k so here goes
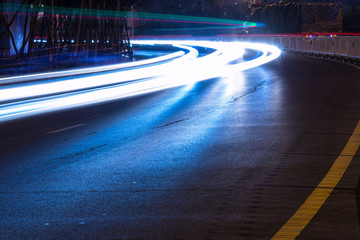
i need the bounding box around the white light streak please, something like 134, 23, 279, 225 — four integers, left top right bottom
0, 40, 281, 123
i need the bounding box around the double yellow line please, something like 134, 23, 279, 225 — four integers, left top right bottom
272, 121, 360, 239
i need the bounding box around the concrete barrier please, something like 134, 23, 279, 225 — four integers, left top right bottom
235, 35, 360, 64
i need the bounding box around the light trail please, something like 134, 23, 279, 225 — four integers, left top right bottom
0, 49, 187, 85
0, 40, 281, 123
0, 43, 198, 102
2, 3, 259, 27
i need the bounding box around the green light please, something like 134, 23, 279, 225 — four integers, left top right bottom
2, 3, 259, 27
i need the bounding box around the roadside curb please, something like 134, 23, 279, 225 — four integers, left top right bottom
284, 50, 360, 71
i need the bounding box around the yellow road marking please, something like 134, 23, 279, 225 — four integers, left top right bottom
272, 121, 360, 239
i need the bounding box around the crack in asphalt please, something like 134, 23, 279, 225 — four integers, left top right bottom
156, 118, 190, 128
228, 80, 267, 104
2, 144, 109, 190
58, 144, 107, 160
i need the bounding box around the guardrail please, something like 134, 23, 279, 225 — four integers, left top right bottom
229, 35, 360, 65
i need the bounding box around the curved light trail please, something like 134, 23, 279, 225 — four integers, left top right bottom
0, 40, 281, 123
0, 49, 187, 85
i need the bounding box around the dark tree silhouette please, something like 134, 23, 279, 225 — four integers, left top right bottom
0, 0, 135, 60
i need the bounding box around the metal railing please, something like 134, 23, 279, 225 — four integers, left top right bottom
227, 35, 360, 64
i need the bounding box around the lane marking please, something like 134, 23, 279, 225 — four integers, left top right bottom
272, 120, 360, 239
88, 114, 103, 119
47, 123, 87, 134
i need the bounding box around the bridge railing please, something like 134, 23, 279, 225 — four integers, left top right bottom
230, 35, 360, 64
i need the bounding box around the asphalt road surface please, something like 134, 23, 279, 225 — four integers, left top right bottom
1, 54, 360, 239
